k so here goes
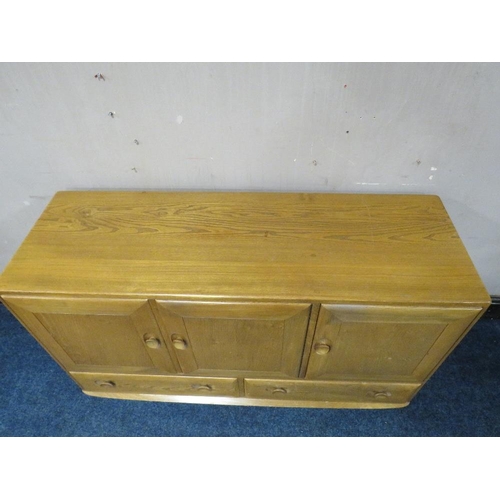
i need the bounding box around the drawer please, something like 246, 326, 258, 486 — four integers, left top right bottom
71, 372, 240, 397
245, 378, 420, 405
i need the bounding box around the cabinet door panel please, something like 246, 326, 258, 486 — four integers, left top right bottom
3, 296, 175, 372
154, 301, 311, 377
306, 304, 481, 382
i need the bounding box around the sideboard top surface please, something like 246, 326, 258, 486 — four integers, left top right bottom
0, 191, 490, 306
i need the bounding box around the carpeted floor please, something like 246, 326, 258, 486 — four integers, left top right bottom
1, 301, 499, 436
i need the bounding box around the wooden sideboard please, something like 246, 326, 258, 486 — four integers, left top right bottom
0, 191, 490, 408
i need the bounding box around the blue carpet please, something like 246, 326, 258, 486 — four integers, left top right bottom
1, 301, 499, 436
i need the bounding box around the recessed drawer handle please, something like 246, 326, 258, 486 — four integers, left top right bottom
171, 334, 188, 350
314, 342, 331, 355
192, 384, 213, 392
373, 391, 391, 399
144, 335, 161, 349
94, 380, 116, 388
272, 387, 288, 395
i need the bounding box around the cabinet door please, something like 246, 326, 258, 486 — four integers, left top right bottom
153, 301, 311, 377
3, 296, 175, 373
306, 304, 481, 382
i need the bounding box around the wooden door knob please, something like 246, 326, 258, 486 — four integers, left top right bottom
171, 335, 188, 350
314, 342, 331, 355
94, 380, 116, 388
272, 387, 288, 395
144, 335, 161, 349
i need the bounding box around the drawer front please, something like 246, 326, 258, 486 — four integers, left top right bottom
72, 372, 239, 397
245, 378, 420, 404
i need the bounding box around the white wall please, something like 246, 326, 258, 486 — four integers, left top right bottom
1, 62, 499, 294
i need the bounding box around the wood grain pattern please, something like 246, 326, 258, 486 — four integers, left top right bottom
4, 296, 176, 372
305, 304, 481, 382
72, 372, 240, 397
244, 378, 421, 405
0, 191, 491, 409
0, 191, 491, 306
72, 372, 414, 408
153, 301, 311, 377
79, 390, 410, 409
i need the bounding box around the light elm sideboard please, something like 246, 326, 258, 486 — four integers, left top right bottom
0, 191, 490, 408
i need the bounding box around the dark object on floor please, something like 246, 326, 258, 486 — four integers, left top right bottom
484, 295, 500, 320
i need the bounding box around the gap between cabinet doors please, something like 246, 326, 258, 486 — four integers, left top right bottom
146, 299, 321, 379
